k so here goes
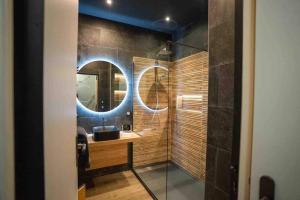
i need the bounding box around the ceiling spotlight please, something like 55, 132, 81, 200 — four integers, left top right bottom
106, 0, 112, 5
165, 16, 170, 22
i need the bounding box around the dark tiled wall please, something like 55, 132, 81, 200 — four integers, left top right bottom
77, 14, 171, 132
173, 19, 208, 60
205, 0, 237, 199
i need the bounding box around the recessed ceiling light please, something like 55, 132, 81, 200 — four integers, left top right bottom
106, 0, 112, 5
165, 16, 170, 22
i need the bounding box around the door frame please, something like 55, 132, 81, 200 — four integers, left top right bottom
13, 0, 79, 199
238, 0, 256, 199
0, 0, 15, 199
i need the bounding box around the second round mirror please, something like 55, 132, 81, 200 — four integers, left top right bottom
138, 66, 168, 111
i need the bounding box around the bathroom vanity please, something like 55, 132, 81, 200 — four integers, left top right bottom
87, 132, 140, 170
76, 59, 136, 170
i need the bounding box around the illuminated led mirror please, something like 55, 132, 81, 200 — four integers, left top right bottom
77, 60, 128, 113
137, 66, 168, 111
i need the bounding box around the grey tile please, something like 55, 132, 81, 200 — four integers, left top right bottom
208, 64, 235, 108
78, 45, 119, 64
209, 0, 235, 29
205, 183, 230, 200
77, 117, 98, 133
215, 149, 231, 193
209, 22, 234, 66
78, 24, 101, 47
207, 107, 233, 151
205, 144, 217, 184
204, 183, 215, 200
214, 187, 230, 200
135, 163, 205, 200
217, 64, 234, 108
208, 66, 218, 107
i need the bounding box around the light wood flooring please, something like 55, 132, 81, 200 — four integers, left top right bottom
86, 171, 153, 200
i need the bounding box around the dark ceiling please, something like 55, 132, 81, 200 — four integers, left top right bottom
79, 0, 208, 34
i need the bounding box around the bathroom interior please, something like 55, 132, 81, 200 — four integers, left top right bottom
4, 0, 300, 199
76, 0, 217, 200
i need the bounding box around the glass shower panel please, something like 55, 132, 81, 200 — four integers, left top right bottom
132, 42, 208, 200
167, 43, 208, 200
132, 55, 171, 200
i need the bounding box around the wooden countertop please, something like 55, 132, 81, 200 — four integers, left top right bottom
88, 131, 141, 147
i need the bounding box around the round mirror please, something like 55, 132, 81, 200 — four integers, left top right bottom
76, 60, 128, 112
137, 66, 168, 111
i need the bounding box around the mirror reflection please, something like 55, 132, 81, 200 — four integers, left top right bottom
76, 60, 127, 112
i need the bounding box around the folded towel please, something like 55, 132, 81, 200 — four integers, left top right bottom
77, 126, 90, 169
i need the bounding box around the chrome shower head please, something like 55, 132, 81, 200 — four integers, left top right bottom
158, 47, 172, 56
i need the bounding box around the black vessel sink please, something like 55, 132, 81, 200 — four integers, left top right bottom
92, 126, 120, 141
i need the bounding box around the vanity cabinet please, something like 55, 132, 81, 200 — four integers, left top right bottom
87, 132, 140, 170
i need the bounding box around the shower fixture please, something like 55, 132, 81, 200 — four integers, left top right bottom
154, 43, 173, 65
154, 40, 205, 64
157, 47, 172, 56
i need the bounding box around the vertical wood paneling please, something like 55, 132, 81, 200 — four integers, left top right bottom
170, 52, 208, 180
132, 52, 208, 180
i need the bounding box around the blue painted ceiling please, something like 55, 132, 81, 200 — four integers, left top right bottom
79, 0, 208, 34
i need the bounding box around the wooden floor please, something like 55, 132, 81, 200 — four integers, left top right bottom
86, 171, 153, 200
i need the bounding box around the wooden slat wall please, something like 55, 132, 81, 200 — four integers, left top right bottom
132, 57, 171, 167
132, 52, 208, 181
170, 52, 208, 180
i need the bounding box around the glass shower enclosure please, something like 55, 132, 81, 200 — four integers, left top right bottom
132, 41, 209, 200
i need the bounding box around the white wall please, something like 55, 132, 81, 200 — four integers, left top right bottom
43, 0, 78, 199
251, 0, 300, 199
0, 0, 14, 199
